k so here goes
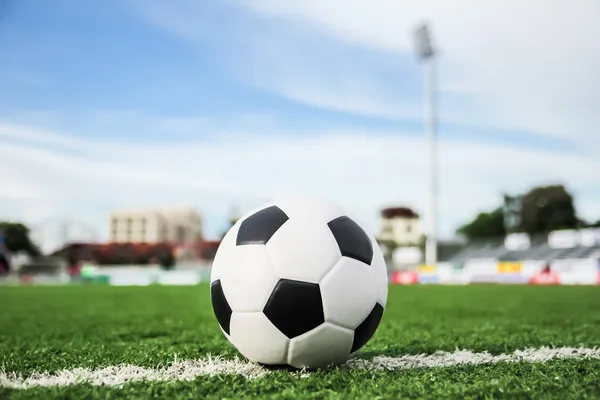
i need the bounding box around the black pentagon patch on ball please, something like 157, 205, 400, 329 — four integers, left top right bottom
351, 302, 384, 353
236, 206, 289, 246
263, 279, 325, 339
327, 216, 373, 265
210, 280, 232, 335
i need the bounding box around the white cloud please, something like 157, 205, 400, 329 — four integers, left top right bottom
132, 1, 600, 140
136, 1, 427, 122
5, 110, 213, 140
3, 1, 599, 252
1, 122, 599, 253
226, 0, 600, 147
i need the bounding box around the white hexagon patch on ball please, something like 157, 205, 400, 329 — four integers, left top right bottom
210, 198, 388, 370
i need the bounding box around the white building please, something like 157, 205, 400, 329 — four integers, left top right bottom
376, 207, 422, 246
109, 207, 203, 244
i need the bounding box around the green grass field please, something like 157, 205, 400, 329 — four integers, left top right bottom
1, 284, 600, 399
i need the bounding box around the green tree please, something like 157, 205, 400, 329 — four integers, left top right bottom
0, 222, 41, 257
456, 208, 506, 241
457, 184, 582, 241
519, 184, 578, 234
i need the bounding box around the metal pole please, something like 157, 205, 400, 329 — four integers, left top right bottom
424, 39, 438, 268
413, 23, 438, 268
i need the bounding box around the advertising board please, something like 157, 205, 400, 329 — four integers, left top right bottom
417, 274, 440, 284
109, 274, 154, 286
156, 270, 201, 286
496, 262, 522, 274
529, 271, 560, 285
390, 271, 418, 285
417, 264, 437, 274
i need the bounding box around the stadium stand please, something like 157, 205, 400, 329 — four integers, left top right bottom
447, 229, 600, 264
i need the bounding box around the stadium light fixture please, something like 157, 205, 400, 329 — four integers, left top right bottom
413, 22, 438, 268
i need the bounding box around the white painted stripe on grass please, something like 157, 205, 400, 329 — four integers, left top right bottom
1, 347, 599, 389
346, 346, 600, 371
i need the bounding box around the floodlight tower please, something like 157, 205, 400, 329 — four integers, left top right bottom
413, 23, 438, 268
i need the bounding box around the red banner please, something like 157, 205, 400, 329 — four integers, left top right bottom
391, 271, 419, 285
529, 271, 560, 285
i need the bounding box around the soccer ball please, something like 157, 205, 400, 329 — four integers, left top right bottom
210, 198, 388, 369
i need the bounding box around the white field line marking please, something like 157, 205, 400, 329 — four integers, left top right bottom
1, 347, 599, 389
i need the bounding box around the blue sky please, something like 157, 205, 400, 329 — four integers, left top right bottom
1, 0, 599, 252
